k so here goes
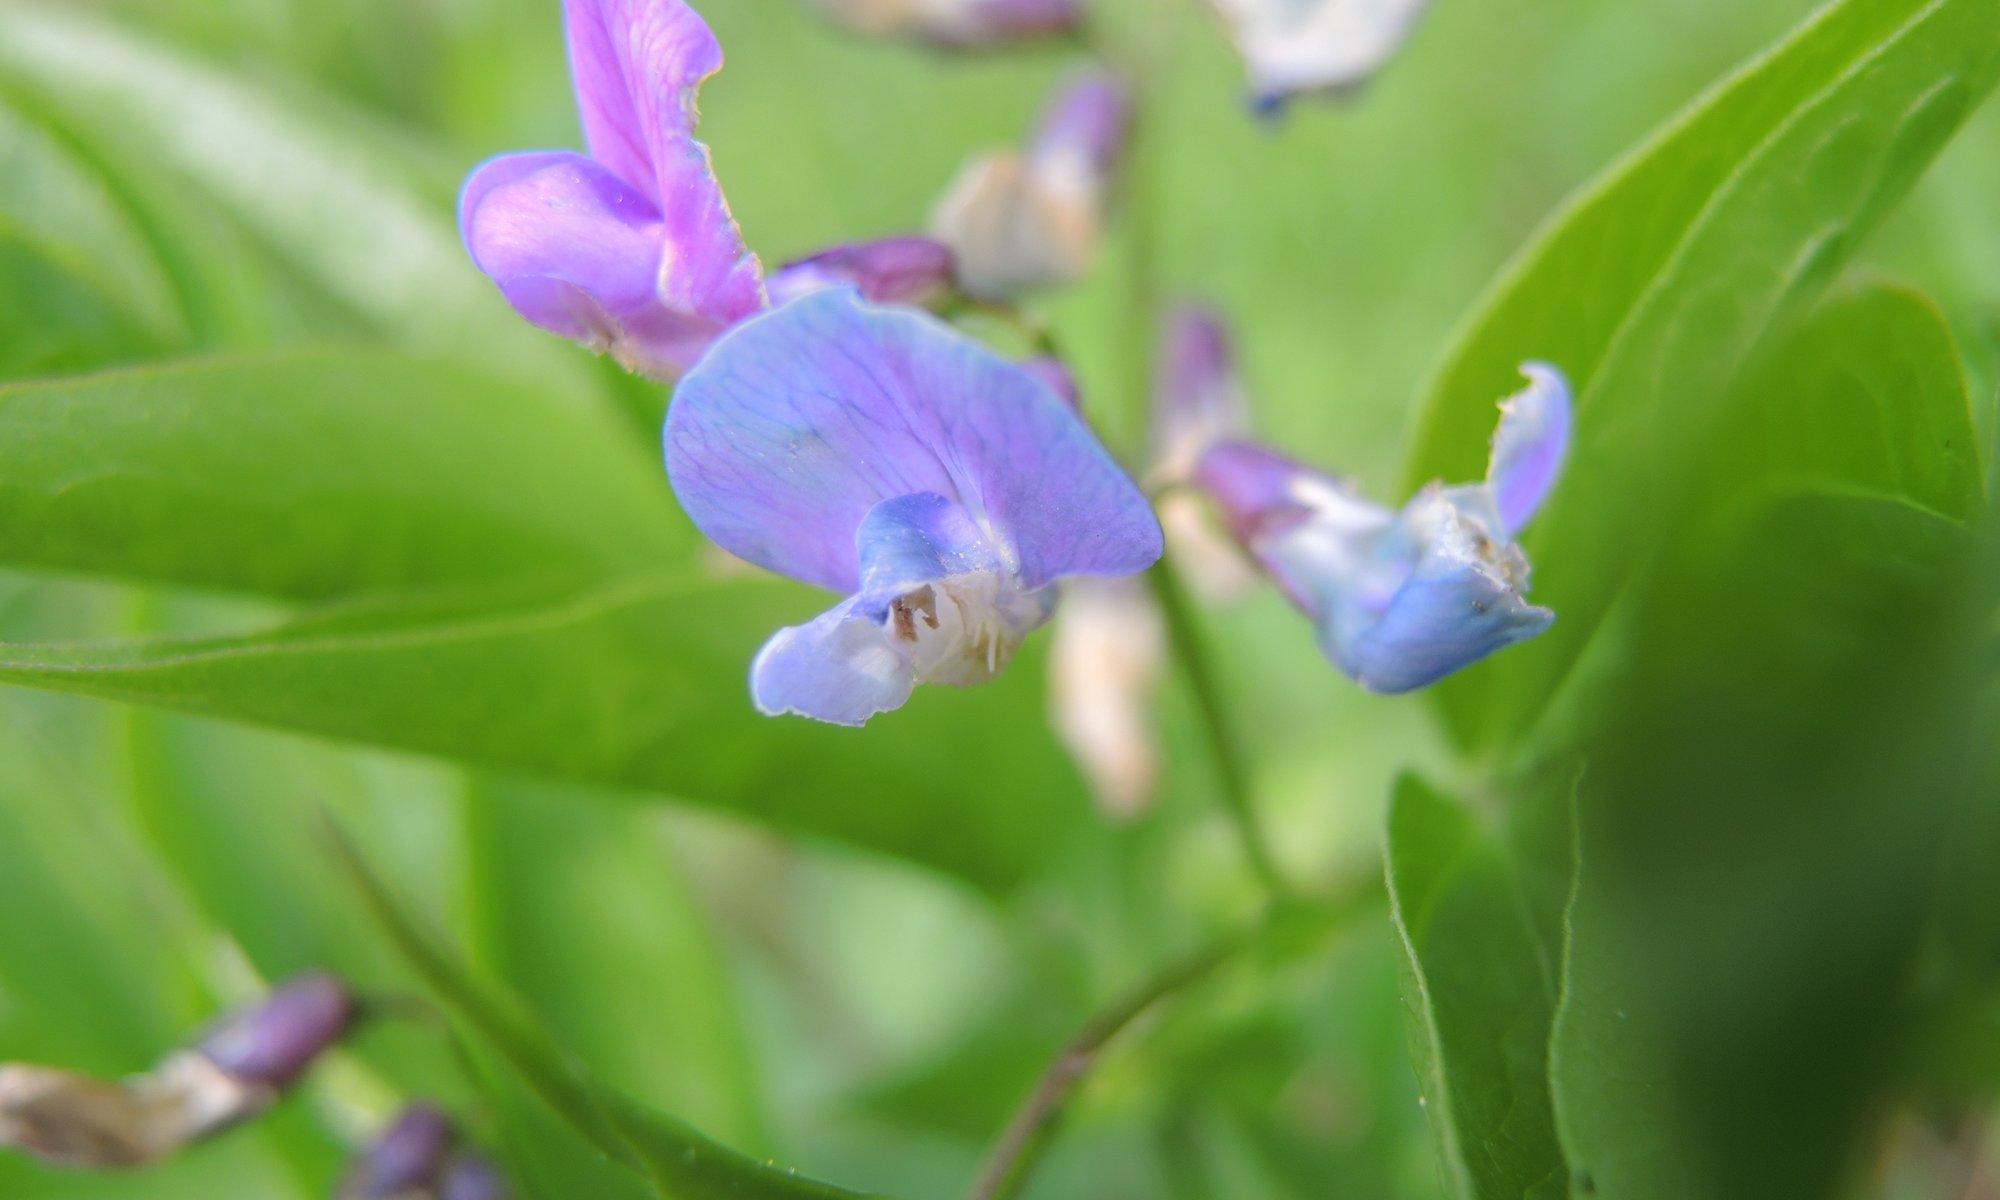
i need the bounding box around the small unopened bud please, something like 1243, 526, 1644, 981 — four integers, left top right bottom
198, 972, 356, 1089
933, 72, 1132, 299
766, 237, 959, 310
340, 1104, 456, 1199
1148, 306, 1258, 603
1018, 357, 1081, 411
1050, 575, 1166, 820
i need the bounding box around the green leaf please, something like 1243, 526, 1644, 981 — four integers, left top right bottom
331, 828, 885, 1200
0, 352, 684, 599
0, 573, 1094, 891
1386, 775, 1571, 1200
1403, 0, 2000, 750
0, 220, 160, 377
0, 5, 588, 390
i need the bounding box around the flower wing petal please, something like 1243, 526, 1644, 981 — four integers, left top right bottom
854, 493, 1001, 616
665, 288, 1160, 594
750, 596, 915, 726
1486, 361, 1572, 537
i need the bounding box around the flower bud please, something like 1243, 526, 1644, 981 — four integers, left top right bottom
197, 972, 356, 1090
932, 72, 1132, 299
0, 1064, 160, 1169
766, 237, 959, 310
339, 1104, 457, 1199
1147, 305, 1259, 603
439, 1152, 512, 1200
1208, 0, 1432, 113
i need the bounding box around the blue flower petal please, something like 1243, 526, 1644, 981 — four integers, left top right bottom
1487, 361, 1571, 537
665, 288, 1161, 595
750, 597, 915, 726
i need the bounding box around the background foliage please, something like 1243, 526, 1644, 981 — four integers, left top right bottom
0, 0, 1995, 1196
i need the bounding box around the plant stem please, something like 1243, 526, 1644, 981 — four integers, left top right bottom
961, 925, 1255, 1200
1147, 561, 1289, 896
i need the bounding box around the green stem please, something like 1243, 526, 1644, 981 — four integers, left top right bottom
1147, 561, 1289, 896
961, 924, 1255, 1200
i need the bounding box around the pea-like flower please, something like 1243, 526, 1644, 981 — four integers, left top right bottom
338, 1104, 509, 1200
1195, 363, 1570, 692
931, 71, 1132, 299
459, 0, 762, 378
665, 288, 1162, 725
1208, 0, 1432, 113
808, 0, 1081, 48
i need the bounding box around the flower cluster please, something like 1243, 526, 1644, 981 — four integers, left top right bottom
460, 0, 1568, 753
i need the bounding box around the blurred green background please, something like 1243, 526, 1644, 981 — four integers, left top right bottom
0, 0, 1995, 1196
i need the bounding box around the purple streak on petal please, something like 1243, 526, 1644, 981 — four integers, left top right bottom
1031, 71, 1132, 176
766, 237, 957, 309
562, 0, 722, 205
1486, 361, 1571, 537
854, 493, 1000, 616
666, 288, 1161, 595
345, 1105, 455, 1199
1018, 357, 1081, 412
440, 1153, 511, 1200
750, 597, 915, 725
195, 973, 354, 1090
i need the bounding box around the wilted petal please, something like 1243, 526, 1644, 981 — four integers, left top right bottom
666, 288, 1160, 594
752, 597, 918, 725
563, 0, 724, 203
0, 1065, 159, 1169
933, 72, 1130, 298
1195, 359, 1567, 692
808, 0, 1080, 47
1487, 361, 1571, 536
1209, 0, 1432, 111
1050, 575, 1164, 819
766, 237, 958, 308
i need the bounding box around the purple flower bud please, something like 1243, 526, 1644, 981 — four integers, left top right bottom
1018, 357, 1081, 411
959, 0, 1081, 43
1031, 72, 1133, 178
440, 1152, 512, 1200
196, 973, 355, 1090
1150, 305, 1246, 484
933, 71, 1131, 298
766, 238, 958, 310
340, 1104, 456, 1199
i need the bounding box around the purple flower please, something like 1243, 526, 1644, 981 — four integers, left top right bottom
459, 0, 762, 378
932, 71, 1132, 299
340, 1105, 457, 1199
665, 288, 1162, 725
1208, 0, 1432, 113
766, 236, 959, 310
809, 0, 1081, 48
1195, 363, 1571, 692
